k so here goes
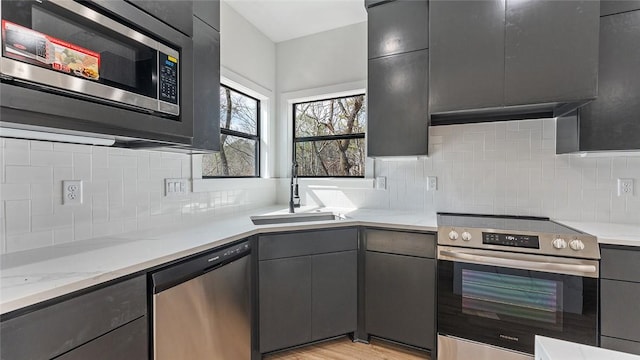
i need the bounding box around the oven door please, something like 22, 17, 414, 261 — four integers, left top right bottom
437, 246, 599, 355
1, 0, 179, 116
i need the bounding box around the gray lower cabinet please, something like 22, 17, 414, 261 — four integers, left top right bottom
600, 246, 640, 355
558, 9, 640, 152
367, 0, 428, 59
54, 317, 148, 360
258, 229, 358, 354
367, 50, 429, 157
0, 275, 147, 360
364, 229, 436, 350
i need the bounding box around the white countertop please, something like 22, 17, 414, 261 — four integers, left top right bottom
535, 336, 640, 360
0, 206, 437, 315
556, 220, 640, 247
2, 205, 639, 316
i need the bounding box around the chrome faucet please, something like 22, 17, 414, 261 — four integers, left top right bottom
289, 161, 301, 213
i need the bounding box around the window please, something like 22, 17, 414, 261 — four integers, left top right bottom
202, 85, 260, 177
293, 94, 366, 177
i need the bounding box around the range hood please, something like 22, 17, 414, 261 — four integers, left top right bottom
430, 101, 592, 126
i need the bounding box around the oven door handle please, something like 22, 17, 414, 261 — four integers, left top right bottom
439, 250, 598, 277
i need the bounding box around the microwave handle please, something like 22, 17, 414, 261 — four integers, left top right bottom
439, 250, 598, 277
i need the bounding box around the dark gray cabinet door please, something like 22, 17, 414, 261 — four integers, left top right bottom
601, 0, 640, 16
259, 228, 358, 261
0, 276, 146, 360
601, 336, 640, 356
311, 251, 358, 341
578, 10, 640, 151
504, 0, 599, 106
192, 17, 220, 151
365, 252, 435, 349
54, 317, 147, 360
429, 0, 505, 114
126, 0, 193, 36
259, 256, 312, 353
367, 0, 428, 59
601, 246, 640, 282
601, 279, 640, 342
194, 0, 220, 31
367, 49, 428, 157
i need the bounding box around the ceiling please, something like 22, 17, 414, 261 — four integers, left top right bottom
225, 0, 368, 43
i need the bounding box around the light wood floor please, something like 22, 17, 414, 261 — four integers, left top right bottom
264, 337, 431, 360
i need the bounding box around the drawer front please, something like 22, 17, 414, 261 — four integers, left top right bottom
0, 276, 146, 360
601, 247, 640, 282
365, 228, 435, 258
54, 317, 148, 360
601, 336, 640, 356
259, 228, 358, 260
601, 279, 640, 342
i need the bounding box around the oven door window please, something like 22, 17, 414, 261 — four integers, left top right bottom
2, 0, 166, 110
438, 260, 598, 354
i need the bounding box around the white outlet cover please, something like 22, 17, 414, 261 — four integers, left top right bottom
427, 176, 438, 191
618, 178, 634, 197
63, 180, 83, 205
165, 178, 189, 196
375, 176, 387, 190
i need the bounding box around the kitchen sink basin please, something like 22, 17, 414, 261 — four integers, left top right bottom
250, 212, 345, 225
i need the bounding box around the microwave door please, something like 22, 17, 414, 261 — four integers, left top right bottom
1, 0, 179, 117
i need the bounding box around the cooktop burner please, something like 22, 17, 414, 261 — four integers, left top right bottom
436, 213, 599, 259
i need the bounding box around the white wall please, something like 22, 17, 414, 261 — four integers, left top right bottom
275, 22, 367, 178
0, 1, 280, 254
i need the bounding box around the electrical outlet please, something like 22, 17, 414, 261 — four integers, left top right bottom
618, 178, 634, 197
63, 180, 83, 205
165, 178, 188, 197
427, 176, 438, 191
375, 176, 387, 190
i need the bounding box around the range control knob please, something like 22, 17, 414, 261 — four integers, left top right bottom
569, 240, 585, 251
448, 230, 459, 241
552, 238, 567, 249
461, 232, 472, 241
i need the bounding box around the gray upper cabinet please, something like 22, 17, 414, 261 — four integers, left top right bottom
367, 50, 429, 156
367, 0, 428, 59
429, 0, 505, 114
126, 0, 194, 36
558, 9, 640, 152
194, 0, 220, 31
601, 0, 640, 16
504, 0, 600, 106
366, 0, 429, 157
191, 17, 221, 152
429, 0, 600, 124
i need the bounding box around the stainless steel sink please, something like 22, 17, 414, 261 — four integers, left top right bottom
250, 212, 345, 225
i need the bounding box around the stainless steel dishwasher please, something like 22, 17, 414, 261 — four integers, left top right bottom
152, 241, 251, 360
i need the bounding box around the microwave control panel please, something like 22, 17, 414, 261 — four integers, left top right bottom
159, 52, 178, 105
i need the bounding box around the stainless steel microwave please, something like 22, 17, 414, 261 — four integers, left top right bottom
0, 0, 194, 145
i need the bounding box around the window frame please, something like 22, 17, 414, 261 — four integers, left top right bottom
292, 93, 366, 178
203, 84, 261, 179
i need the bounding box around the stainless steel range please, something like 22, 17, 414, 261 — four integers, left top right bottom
436, 213, 600, 360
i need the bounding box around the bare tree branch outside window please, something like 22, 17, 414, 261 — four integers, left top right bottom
202, 85, 260, 177
294, 94, 366, 177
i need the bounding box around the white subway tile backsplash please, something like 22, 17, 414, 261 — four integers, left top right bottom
6, 166, 53, 184
0, 183, 30, 201
5, 200, 30, 235
31, 151, 73, 167
6, 230, 53, 252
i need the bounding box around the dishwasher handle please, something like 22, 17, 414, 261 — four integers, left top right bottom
152, 241, 251, 294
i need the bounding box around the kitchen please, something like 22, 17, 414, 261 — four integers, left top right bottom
0, 0, 639, 359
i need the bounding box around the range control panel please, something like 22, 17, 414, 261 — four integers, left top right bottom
483, 232, 540, 249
